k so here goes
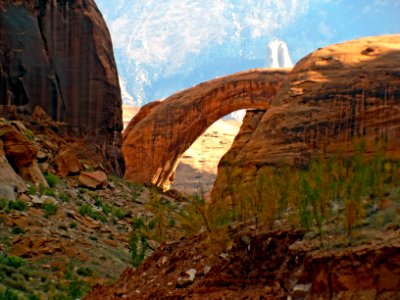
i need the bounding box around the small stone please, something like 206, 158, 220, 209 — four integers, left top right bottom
36, 151, 48, 160
18, 194, 31, 202
41, 196, 57, 204
292, 283, 312, 298
204, 265, 211, 274
220, 253, 229, 260
186, 268, 197, 281
31, 196, 45, 205
10, 121, 27, 132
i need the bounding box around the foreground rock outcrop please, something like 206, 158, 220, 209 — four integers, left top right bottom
123, 69, 288, 188
212, 35, 400, 201
0, 0, 123, 173
86, 227, 400, 299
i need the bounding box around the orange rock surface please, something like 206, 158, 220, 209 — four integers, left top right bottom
123, 69, 289, 189
212, 35, 400, 201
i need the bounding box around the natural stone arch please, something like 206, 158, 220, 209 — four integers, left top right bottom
122, 69, 289, 189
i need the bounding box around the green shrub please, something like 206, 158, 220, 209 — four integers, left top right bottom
0, 288, 19, 300
0, 198, 8, 211
27, 185, 36, 196
78, 204, 107, 223
43, 188, 56, 197
129, 220, 149, 267
76, 267, 93, 277
11, 226, 25, 235
42, 201, 58, 218
69, 221, 77, 229
44, 173, 58, 188
8, 200, 27, 211
67, 280, 88, 299
113, 207, 129, 220
0, 255, 26, 268
147, 219, 157, 230
59, 192, 69, 203
23, 129, 35, 141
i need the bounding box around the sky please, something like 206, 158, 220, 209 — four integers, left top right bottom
96, 0, 400, 106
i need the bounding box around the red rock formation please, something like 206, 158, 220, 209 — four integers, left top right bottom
85, 228, 400, 299
0, 123, 47, 187
123, 69, 289, 188
0, 0, 123, 174
212, 35, 400, 201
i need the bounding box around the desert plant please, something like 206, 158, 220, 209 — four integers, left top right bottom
78, 204, 107, 223
0, 255, 26, 268
44, 173, 59, 188
59, 192, 69, 203
8, 200, 27, 211
23, 129, 35, 141
42, 201, 58, 218
129, 218, 149, 267
26, 185, 36, 196
69, 221, 77, 229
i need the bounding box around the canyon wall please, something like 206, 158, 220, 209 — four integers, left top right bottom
0, 0, 123, 173
212, 35, 400, 201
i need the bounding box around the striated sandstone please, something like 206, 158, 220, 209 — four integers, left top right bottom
123, 69, 289, 189
0, 0, 123, 174
0, 123, 47, 187
212, 35, 400, 201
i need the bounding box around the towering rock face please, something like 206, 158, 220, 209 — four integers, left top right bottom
212, 35, 400, 201
0, 0, 123, 173
123, 69, 289, 188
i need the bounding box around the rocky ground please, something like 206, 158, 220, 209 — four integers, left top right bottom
0, 108, 186, 299
0, 108, 399, 299
87, 225, 400, 299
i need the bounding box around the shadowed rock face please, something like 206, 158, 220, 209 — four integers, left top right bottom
122, 69, 288, 188
212, 35, 400, 201
0, 0, 123, 174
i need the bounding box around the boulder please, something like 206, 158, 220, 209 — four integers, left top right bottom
79, 171, 108, 189
0, 124, 47, 187
0, 140, 26, 193
55, 147, 81, 177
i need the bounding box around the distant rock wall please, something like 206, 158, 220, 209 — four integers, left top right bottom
0, 0, 123, 174
212, 35, 400, 201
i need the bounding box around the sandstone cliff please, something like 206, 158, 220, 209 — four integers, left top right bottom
123, 69, 288, 188
212, 35, 400, 201
0, 0, 123, 173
